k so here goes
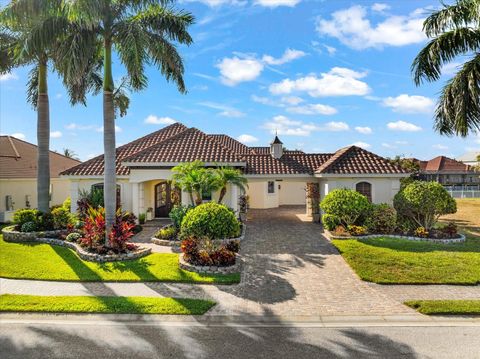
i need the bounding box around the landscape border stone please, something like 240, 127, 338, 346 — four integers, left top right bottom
327, 232, 466, 244
179, 253, 242, 274
2, 227, 152, 262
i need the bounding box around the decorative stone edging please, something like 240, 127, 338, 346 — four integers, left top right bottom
151, 223, 246, 247
327, 232, 466, 244
2, 227, 67, 242
2, 227, 152, 262
179, 254, 242, 274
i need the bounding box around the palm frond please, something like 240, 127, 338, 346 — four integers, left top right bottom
113, 78, 130, 117
434, 53, 480, 137
411, 27, 480, 85
26, 65, 39, 108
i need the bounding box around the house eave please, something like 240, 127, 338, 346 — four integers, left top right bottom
122, 161, 247, 168
314, 173, 410, 178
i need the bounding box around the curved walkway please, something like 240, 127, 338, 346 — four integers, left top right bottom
2, 206, 478, 317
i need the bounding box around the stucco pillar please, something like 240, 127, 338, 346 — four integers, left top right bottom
181, 190, 192, 206
230, 184, 239, 214
70, 181, 79, 214
139, 182, 145, 214
131, 182, 139, 219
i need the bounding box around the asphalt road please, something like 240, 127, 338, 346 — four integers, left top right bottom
1, 320, 479, 359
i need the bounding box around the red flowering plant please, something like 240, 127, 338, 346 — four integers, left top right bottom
180, 236, 236, 267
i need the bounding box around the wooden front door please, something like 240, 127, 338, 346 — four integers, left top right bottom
154, 181, 181, 217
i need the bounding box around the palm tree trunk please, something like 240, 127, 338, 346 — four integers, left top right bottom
218, 186, 227, 204
194, 192, 202, 206
37, 59, 50, 213
103, 39, 116, 246
188, 191, 194, 206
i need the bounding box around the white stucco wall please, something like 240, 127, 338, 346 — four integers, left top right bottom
279, 180, 307, 205
246, 177, 310, 209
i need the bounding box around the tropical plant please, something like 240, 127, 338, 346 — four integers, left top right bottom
393, 181, 457, 230
320, 189, 372, 227
64, 0, 194, 245
364, 203, 397, 234
412, 0, 480, 137
20, 221, 37, 233
51, 206, 75, 229
347, 225, 368, 236
213, 166, 248, 204
0, 0, 101, 213
13, 209, 39, 227
155, 226, 176, 240
63, 148, 79, 160
169, 205, 193, 229
180, 202, 241, 239
321, 213, 341, 231
172, 161, 220, 205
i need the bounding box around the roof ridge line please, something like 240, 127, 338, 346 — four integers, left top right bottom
315, 146, 353, 173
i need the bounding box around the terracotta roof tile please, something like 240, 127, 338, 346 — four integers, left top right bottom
420, 156, 475, 173
208, 135, 254, 155
0, 136, 81, 179
315, 146, 408, 174
245, 154, 331, 175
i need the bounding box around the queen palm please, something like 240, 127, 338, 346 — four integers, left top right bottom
412, 0, 480, 137
214, 166, 248, 204
65, 0, 194, 244
0, 0, 82, 213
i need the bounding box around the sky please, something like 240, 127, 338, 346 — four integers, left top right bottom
1, 0, 480, 162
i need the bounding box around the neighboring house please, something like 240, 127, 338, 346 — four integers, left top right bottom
0, 136, 81, 222
61, 123, 409, 218
457, 151, 480, 167
416, 156, 479, 188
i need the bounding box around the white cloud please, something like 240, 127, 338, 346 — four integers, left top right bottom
2, 132, 26, 140
281, 96, 304, 105
96, 125, 122, 133
50, 131, 62, 138
251, 95, 303, 107
372, 3, 390, 12
198, 102, 245, 117
316, 5, 426, 50
237, 134, 259, 144
262, 48, 306, 65
355, 126, 372, 134
65, 123, 96, 130
433, 144, 448, 150
286, 103, 337, 115
254, 0, 301, 7
262, 115, 320, 136
324, 45, 337, 55
144, 115, 177, 125
442, 62, 462, 76
184, 0, 245, 7
395, 140, 409, 145
383, 94, 434, 114
387, 120, 422, 132
216, 57, 264, 86
269, 67, 370, 97
351, 141, 371, 149
382, 142, 396, 149
0, 72, 18, 81
321, 121, 349, 131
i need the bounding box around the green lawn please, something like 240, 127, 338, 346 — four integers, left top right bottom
405, 300, 480, 315
0, 294, 215, 315
0, 237, 239, 284
332, 236, 480, 284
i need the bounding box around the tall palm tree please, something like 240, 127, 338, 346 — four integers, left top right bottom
0, 0, 71, 213
412, 0, 480, 137
214, 166, 248, 204
63, 148, 79, 160
65, 0, 194, 245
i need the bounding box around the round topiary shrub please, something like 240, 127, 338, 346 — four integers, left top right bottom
365, 203, 397, 234
66, 232, 82, 242
13, 209, 39, 227
21, 221, 37, 232
320, 189, 371, 227
321, 214, 341, 231
180, 202, 240, 239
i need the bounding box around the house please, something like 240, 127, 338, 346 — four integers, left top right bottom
60, 122, 409, 218
415, 156, 479, 196
0, 135, 81, 222
456, 151, 480, 167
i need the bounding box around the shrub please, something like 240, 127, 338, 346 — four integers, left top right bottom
225, 240, 240, 253
66, 232, 82, 242
169, 205, 193, 229
180, 237, 198, 262
51, 207, 74, 230
13, 209, 38, 227
322, 214, 341, 231
347, 225, 367, 236
138, 213, 146, 224
365, 203, 397, 234
181, 202, 240, 239
155, 226, 177, 241
210, 246, 236, 266
36, 212, 54, 231
332, 225, 350, 237
414, 227, 429, 238
180, 237, 236, 267
132, 224, 143, 234
441, 222, 458, 238
394, 181, 456, 231
21, 221, 37, 232
320, 189, 372, 227
62, 197, 71, 211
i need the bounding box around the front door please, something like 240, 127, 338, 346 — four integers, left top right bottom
154, 181, 181, 217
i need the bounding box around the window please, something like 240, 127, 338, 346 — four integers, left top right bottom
355, 182, 372, 202
91, 183, 121, 206
267, 181, 275, 194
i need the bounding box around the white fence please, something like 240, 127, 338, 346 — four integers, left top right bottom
446, 189, 480, 198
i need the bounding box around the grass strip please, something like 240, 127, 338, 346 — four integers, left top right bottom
405, 300, 480, 315
0, 294, 215, 315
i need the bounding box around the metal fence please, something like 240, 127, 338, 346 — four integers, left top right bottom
446, 189, 480, 198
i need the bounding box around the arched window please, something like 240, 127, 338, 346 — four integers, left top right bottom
356, 182, 372, 202
91, 183, 121, 207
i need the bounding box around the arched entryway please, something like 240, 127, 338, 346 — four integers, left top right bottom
154, 181, 180, 217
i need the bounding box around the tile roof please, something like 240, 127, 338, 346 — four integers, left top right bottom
315, 146, 408, 175
123, 128, 244, 164
419, 156, 475, 173
61, 122, 188, 176
0, 136, 81, 179
60, 122, 407, 177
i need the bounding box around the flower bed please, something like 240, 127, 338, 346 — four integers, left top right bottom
2, 226, 151, 262
179, 253, 242, 274
326, 231, 466, 244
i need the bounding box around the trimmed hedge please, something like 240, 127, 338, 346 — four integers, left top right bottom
180, 202, 240, 239
320, 189, 371, 227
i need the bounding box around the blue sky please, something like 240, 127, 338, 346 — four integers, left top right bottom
1, 0, 479, 161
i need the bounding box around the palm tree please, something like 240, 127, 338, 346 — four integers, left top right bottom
65, 0, 194, 245
0, 0, 72, 213
214, 166, 248, 204
63, 148, 79, 160
412, 0, 480, 137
